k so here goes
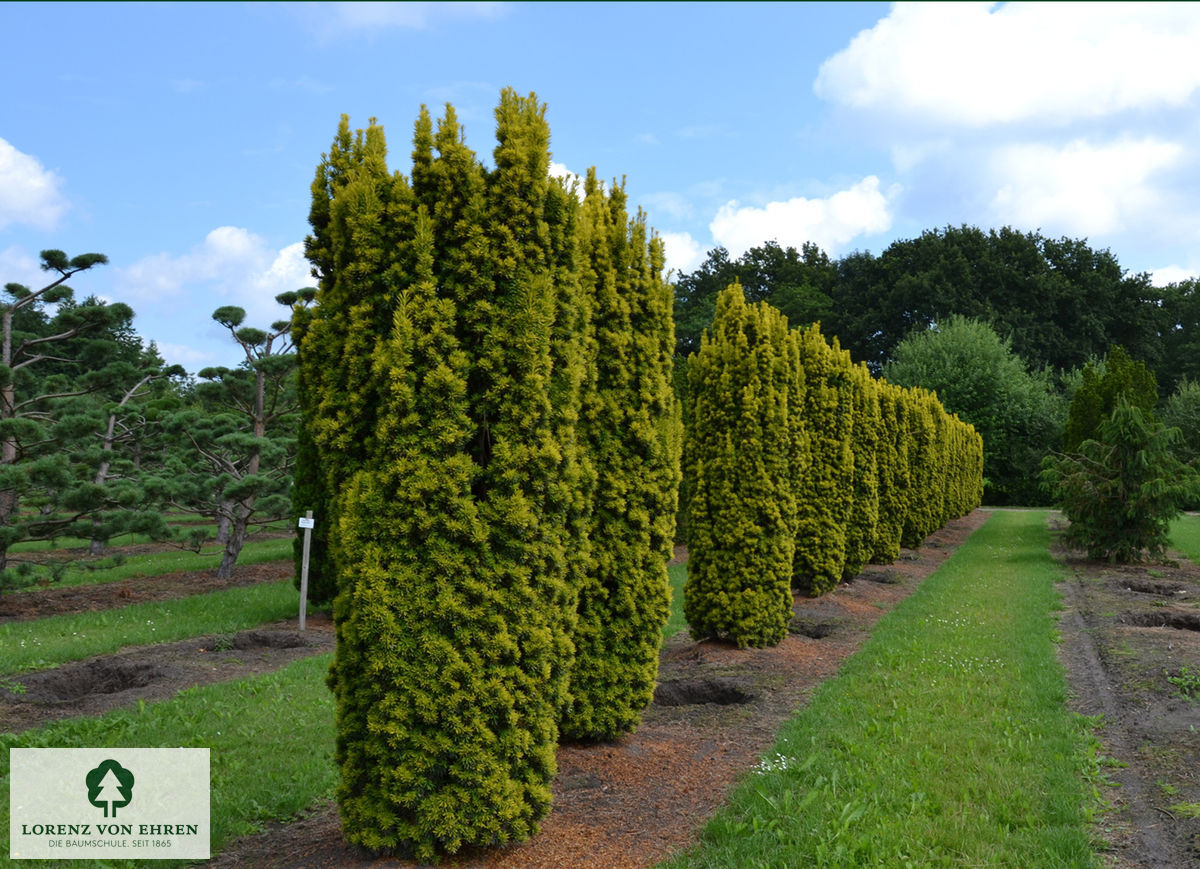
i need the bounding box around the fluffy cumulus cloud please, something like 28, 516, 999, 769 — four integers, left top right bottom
659, 232, 706, 276
116, 227, 309, 325
815, 2, 1200, 127
0, 246, 45, 290
0, 138, 69, 231
988, 137, 1182, 236
548, 161, 586, 201
1148, 264, 1197, 287
709, 176, 895, 258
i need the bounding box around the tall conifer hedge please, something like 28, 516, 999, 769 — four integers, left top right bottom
684, 284, 797, 648
791, 323, 853, 595
684, 307, 982, 644
318, 93, 578, 858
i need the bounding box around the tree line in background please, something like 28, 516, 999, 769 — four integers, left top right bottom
673, 230, 1200, 507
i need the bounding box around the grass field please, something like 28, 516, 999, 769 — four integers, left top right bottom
664, 561, 687, 640
10, 537, 294, 591
660, 510, 1101, 868
1170, 513, 1200, 563
0, 581, 302, 674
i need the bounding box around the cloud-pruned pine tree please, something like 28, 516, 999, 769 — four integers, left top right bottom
684, 283, 797, 648
561, 172, 681, 739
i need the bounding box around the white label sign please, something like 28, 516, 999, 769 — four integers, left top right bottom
297, 517, 315, 529
9, 748, 210, 860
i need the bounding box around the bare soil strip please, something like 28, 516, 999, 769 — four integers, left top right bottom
0, 560, 293, 624
208, 510, 990, 869
1053, 518, 1200, 869
0, 615, 333, 735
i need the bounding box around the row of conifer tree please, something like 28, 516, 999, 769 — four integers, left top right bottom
294, 91, 984, 858
684, 285, 985, 649
293, 91, 682, 859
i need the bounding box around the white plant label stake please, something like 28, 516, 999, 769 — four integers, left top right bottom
298, 511, 314, 630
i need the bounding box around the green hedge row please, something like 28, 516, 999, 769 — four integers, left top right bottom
684, 284, 983, 648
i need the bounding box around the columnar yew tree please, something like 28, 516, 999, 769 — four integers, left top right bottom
1063, 345, 1158, 452
871, 382, 909, 563
684, 283, 797, 648
293, 116, 396, 606
562, 173, 681, 737
791, 323, 853, 595
317, 91, 656, 858
842, 360, 880, 579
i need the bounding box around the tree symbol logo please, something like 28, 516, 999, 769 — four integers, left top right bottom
85, 759, 135, 818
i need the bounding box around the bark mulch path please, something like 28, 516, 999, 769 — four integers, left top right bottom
208, 509, 990, 869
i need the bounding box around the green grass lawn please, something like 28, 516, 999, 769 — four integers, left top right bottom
0, 653, 336, 867
0, 581, 302, 674
12, 537, 293, 591
659, 509, 1102, 868
664, 561, 688, 640
1170, 513, 1200, 564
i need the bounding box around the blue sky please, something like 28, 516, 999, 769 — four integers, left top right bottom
4, 1, 1200, 370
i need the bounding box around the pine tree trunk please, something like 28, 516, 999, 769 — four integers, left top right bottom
214, 504, 234, 545
215, 507, 248, 579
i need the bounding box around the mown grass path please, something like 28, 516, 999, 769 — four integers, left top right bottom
661, 509, 1100, 868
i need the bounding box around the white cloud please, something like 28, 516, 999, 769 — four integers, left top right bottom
0, 246, 45, 291
0, 138, 69, 231
659, 232, 706, 276
710, 176, 896, 258
116, 228, 309, 325
154, 341, 220, 368
548, 161, 586, 202
815, 2, 1200, 127
1149, 264, 1197, 287
988, 137, 1182, 236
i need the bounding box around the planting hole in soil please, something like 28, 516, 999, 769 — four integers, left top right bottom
233, 629, 312, 650
1115, 577, 1189, 597
788, 617, 839, 638
861, 568, 904, 585
20, 659, 169, 703
1121, 609, 1200, 631
652, 678, 754, 707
